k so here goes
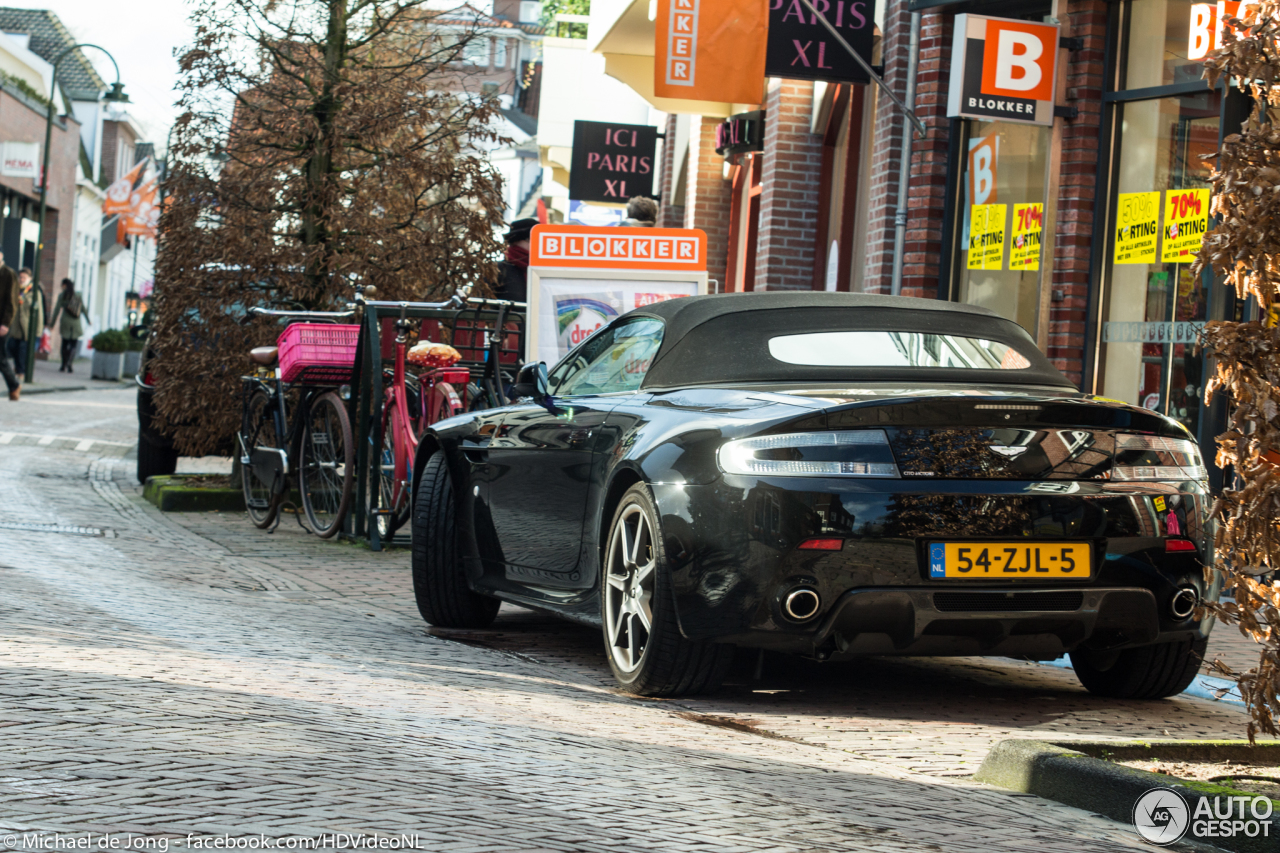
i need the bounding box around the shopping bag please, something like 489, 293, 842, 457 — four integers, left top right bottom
37, 329, 52, 355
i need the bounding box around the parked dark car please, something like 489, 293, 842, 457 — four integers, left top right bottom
135, 337, 181, 483
409, 293, 1216, 699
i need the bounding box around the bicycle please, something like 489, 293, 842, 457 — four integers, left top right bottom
364, 292, 525, 539
238, 306, 358, 538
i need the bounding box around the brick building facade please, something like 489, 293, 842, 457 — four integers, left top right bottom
594, 0, 1226, 468
0, 81, 80, 296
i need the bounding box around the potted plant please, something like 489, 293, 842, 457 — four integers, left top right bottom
90, 329, 129, 380
123, 328, 146, 376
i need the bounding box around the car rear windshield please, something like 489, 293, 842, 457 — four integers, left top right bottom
639, 306, 1073, 389
768, 331, 1032, 370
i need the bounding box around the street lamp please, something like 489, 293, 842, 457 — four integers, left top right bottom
24, 44, 128, 383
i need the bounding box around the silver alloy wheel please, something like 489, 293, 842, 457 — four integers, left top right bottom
603, 502, 656, 673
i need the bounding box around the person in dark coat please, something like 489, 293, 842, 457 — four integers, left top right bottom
47, 278, 85, 372
494, 217, 538, 304
0, 262, 18, 400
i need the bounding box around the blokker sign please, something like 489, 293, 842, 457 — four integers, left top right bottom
947, 14, 1059, 127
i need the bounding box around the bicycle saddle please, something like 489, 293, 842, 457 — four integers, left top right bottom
249, 346, 279, 366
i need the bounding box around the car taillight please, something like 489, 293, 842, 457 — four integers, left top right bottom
143, 372, 155, 386
798, 538, 844, 551
1111, 434, 1207, 482
717, 430, 899, 477
1166, 539, 1197, 553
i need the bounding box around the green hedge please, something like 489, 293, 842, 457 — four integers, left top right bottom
91, 329, 130, 354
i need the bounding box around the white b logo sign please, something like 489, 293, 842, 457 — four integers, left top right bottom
993, 29, 1044, 92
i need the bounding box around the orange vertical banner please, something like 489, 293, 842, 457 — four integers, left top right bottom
654, 0, 768, 105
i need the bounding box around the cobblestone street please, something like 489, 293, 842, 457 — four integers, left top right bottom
0, 385, 1265, 851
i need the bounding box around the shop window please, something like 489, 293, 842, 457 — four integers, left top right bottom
951, 119, 1050, 334
1098, 90, 1219, 435
1121, 0, 1209, 89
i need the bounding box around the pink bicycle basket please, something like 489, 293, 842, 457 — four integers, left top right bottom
277, 323, 360, 384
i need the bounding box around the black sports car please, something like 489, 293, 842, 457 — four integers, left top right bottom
409, 293, 1216, 699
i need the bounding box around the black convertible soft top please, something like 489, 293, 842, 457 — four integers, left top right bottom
618, 292, 1074, 390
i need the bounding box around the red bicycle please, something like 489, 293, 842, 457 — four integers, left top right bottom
366, 295, 514, 535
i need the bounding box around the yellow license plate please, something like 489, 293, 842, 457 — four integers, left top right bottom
927, 542, 1092, 579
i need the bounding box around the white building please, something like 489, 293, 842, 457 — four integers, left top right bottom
538, 11, 664, 223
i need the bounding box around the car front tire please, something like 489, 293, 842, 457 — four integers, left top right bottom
410, 451, 499, 629
602, 483, 733, 697
137, 426, 179, 484
1070, 636, 1208, 699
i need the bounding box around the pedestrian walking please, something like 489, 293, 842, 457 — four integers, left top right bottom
6, 267, 44, 379
620, 196, 658, 227
46, 278, 85, 373
0, 262, 19, 400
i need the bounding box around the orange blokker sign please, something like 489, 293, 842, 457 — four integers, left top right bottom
530, 225, 707, 271
654, 0, 767, 105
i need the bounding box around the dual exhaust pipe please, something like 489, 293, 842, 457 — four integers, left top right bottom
782, 584, 1199, 623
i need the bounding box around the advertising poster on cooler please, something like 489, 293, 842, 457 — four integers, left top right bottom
1161, 188, 1210, 263
1010, 203, 1043, 271
533, 280, 699, 367
1114, 191, 1160, 264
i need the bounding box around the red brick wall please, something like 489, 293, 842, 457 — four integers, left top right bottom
863, 0, 912, 294
901, 13, 952, 300
683, 116, 731, 287
756, 79, 824, 292
0, 87, 80, 303
1050, 0, 1109, 386
656, 114, 685, 229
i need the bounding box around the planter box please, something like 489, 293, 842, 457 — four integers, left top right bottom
123, 350, 142, 377
91, 351, 123, 381
143, 475, 244, 513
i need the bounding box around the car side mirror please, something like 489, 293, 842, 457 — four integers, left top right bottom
512, 361, 554, 410
128, 324, 149, 340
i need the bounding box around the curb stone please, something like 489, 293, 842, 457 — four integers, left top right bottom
975, 739, 1278, 853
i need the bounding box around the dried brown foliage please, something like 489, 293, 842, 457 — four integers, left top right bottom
153, 0, 508, 454
1193, 2, 1280, 740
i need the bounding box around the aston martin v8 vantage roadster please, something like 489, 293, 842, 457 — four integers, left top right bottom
409, 293, 1216, 698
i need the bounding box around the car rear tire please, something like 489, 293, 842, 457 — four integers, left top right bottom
137, 427, 179, 484
1070, 636, 1208, 699
410, 451, 500, 628
602, 483, 734, 697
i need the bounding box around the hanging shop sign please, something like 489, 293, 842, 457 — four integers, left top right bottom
569, 120, 659, 205
715, 110, 765, 157
947, 14, 1059, 127
1161, 188, 1211, 263
1113, 191, 1161, 264
1010, 203, 1043, 271
967, 203, 1006, 271
655, 0, 768, 105
764, 0, 875, 85
0, 142, 38, 178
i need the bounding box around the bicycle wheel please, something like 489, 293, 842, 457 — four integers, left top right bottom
425, 381, 464, 426
300, 391, 354, 538
240, 387, 283, 529
369, 397, 412, 539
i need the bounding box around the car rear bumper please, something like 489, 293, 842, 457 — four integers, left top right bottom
651, 477, 1218, 654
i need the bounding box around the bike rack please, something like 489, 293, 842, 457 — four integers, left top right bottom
348, 299, 525, 551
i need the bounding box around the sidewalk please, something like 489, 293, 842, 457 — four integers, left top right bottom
15, 354, 131, 395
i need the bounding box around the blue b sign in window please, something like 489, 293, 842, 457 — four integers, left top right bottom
930, 543, 945, 578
